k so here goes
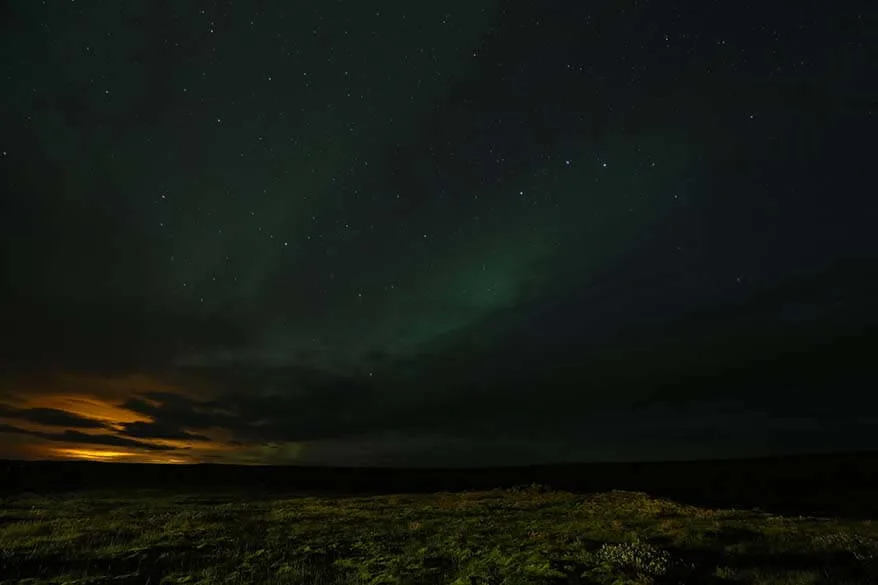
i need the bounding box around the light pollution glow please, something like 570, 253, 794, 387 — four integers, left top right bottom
0, 373, 246, 464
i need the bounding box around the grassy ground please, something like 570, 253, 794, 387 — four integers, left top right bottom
1, 486, 877, 585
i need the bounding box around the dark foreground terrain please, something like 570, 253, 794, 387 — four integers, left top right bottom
1, 452, 877, 585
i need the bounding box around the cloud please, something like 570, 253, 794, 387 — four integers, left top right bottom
116, 368, 390, 444
1, 250, 874, 465
0, 404, 108, 429
118, 420, 210, 442
0, 422, 178, 451
119, 393, 240, 432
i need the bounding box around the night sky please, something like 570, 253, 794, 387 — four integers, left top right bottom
1, 1, 876, 466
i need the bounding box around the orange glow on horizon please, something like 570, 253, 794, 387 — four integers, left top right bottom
50, 447, 191, 464
51, 448, 131, 460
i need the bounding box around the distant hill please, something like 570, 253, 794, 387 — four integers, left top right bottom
3, 450, 878, 519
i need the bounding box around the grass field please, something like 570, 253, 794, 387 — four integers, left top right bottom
2, 486, 877, 585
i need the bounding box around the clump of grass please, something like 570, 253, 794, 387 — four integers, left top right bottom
811, 531, 878, 561
591, 538, 673, 580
